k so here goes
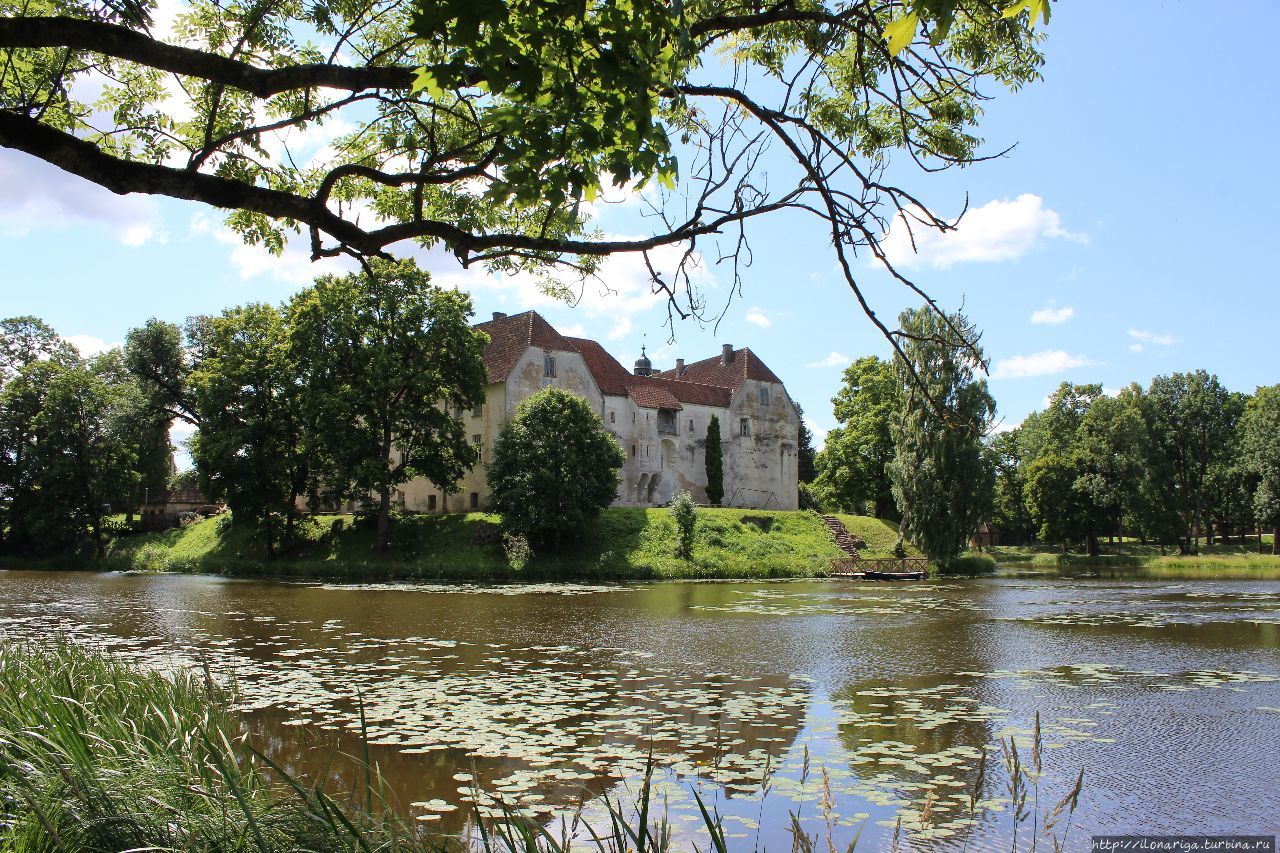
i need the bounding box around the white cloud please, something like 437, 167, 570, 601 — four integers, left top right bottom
807, 352, 852, 369
882, 193, 1086, 269
1129, 343, 1144, 353
65, 334, 120, 357
606, 317, 633, 341
190, 212, 352, 285
1030, 305, 1074, 325
990, 418, 1022, 435
990, 350, 1091, 380
558, 323, 587, 338
1128, 328, 1179, 347
803, 416, 828, 450
0, 150, 164, 246
744, 306, 771, 328
432, 237, 712, 340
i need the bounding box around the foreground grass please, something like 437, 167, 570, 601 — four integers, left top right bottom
0, 644, 1088, 853
85, 508, 855, 581
0, 644, 737, 852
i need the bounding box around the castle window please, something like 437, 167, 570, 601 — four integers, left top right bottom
470, 492, 479, 509
740, 418, 750, 436
472, 403, 483, 417
544, 355, 556, 377
427, 495, 437, 511
759, 387, 770, 406
631, 445, 636, 457
688, 419, 694, 432
610, 411, 616, 423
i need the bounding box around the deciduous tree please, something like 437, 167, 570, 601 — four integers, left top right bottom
0, 0, 1046, 366
189, 304, 304, 559
1240, 385, 1280, 554
814, 356, 901, 518
289, 258, 488, 551
487, 387, 625, 550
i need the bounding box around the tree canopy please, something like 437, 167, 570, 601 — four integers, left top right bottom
886, 306, 993, 566
486, 387, 625, 550
289, 258, 488, 551
814, 355, 900, 518
1, 0, 1044, 355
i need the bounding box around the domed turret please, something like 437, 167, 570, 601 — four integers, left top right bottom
633, 345, 652, 376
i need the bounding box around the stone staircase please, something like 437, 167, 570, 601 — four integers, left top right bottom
821, 515, 865, 557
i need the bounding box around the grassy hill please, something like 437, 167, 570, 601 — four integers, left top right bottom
90, 508, 886, 581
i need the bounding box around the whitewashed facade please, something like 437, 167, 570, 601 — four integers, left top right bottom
397, 311, 800, 513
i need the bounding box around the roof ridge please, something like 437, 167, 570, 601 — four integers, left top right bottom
633, 373, 731, 392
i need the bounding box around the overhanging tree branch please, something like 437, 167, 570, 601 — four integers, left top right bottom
0, 17, 417, 96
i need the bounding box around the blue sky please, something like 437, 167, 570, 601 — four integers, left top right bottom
2, 2, 1278, 453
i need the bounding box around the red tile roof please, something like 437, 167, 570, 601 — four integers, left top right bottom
471, 312, 767, 410
655, 347, 782, 390
564, 337, 634, 396
629, 375, 730, 408
626, 382, 683, 409
473, 311, 577, 382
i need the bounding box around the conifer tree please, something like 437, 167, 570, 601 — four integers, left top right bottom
705, 415, 724, 506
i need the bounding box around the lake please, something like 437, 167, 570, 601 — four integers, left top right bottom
0, 570, 1277, 849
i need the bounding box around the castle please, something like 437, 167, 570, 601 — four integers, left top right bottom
396, 310, 800, 512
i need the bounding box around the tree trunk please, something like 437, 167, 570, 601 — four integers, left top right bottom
376, 483, 392, 553
264, 514, 276, 560
93, 520, 104, 558
1273, 525, 1279, 557
1086, 531, 1099, 558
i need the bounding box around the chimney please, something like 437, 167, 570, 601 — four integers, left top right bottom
675, 358, 685, 377
721, 343, 734, 364
492, 311, 507, 321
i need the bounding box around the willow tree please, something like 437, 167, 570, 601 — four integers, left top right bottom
886, 307, 994, 567
1, 0, 1044, 366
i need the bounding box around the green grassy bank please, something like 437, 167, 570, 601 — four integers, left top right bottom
59, 508, 917, 581
982, 537, 1280, 576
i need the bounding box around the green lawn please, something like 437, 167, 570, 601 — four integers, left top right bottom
982, 535, 1279, 572
91, 508, 860, 581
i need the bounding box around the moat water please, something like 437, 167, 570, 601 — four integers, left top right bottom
0, 570, 1277, 849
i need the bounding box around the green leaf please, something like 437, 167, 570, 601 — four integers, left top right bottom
883, 12, 919, 56
412, 67, 444, 99
1002, 0, 1051, 26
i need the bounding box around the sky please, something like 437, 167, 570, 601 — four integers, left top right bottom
2, 2, 1279, 456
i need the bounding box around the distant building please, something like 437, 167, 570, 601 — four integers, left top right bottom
396, 310, 801, 513
970, 523, 999, 549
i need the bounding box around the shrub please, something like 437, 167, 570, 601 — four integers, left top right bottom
940, 553, 997, 574
797, 481, 823, 511
502, 532, 532, 571
669, 491, 697, 559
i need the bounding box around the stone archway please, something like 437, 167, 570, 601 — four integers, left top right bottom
637, 473, 649, 504
647, 472, 662, 504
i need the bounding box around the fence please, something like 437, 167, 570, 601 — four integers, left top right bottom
831, 556, 930, 576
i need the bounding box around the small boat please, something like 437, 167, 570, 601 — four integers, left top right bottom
862, 570, 925, 581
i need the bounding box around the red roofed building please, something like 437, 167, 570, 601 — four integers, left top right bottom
397, 310, 800, 512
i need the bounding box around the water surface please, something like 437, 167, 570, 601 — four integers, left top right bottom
0, 570, 1277, 849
